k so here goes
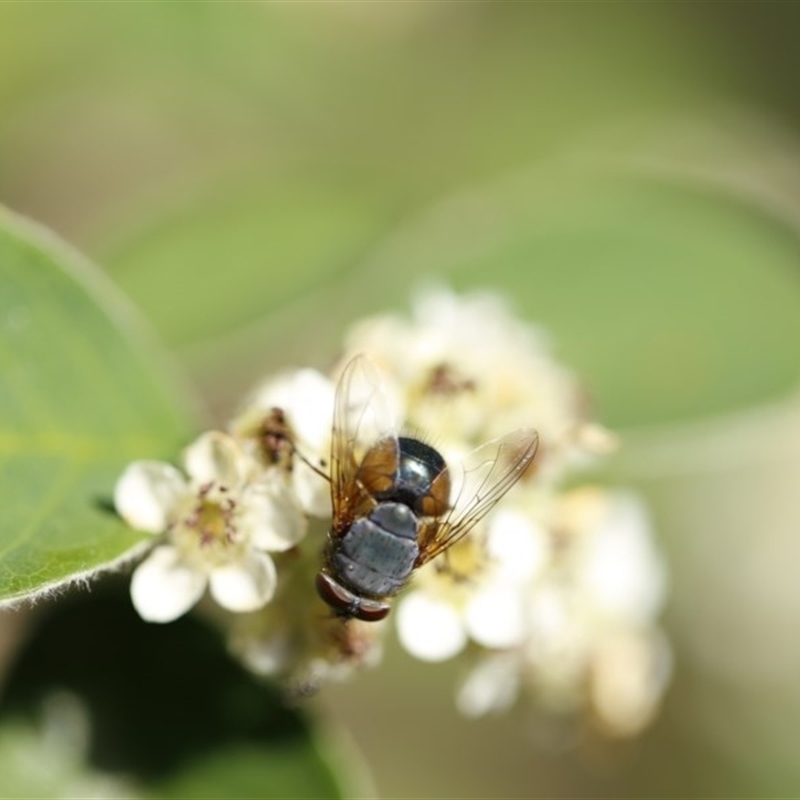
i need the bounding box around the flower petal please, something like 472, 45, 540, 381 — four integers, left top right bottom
457, 654, 520, 717
114, 461, 187, 533
486, 508, 549, 584
237, 634, 293, 677
209, 550, 277, 613
464, 584, 527, 649
183, 431, 247, 490
293, 464, 331, 518
241, 478, 307, 552
395, 592, 467, 662
590, 631, 672, 737
578, 492, 667, 624
281, 369, 335, 454
130, 545, 206, 623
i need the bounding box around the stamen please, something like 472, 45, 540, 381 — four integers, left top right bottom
258, 407, 295, 468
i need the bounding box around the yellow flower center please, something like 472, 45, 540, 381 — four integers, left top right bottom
173, 484, 239, 564
193, 498, 230, 543
443, 534, 486, 578
423, 532, 490, 605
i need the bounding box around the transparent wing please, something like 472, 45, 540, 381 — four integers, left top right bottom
330, 355, 399, 535
416, 428, 539, 565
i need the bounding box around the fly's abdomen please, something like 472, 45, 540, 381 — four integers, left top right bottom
333, 502, 419, 598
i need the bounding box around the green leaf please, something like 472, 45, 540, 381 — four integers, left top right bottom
435, 167, 800, 429
0, 4, 734, 357
0, 207, 197, 605
152, 746, 343, 799
208, 160, 800, 430
0, 580, 345, 799
105, 182, 389, 349
439, 168, 800, 429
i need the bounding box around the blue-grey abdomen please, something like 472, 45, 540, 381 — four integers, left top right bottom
332, 502, 420, 598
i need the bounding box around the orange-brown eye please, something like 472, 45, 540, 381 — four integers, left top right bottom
356, 437, 398, 496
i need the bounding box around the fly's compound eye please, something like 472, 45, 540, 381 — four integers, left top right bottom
316, 572, 391, 621
353, 598, 391, 622
316, 572, 355, 614
356, 437, 398, 495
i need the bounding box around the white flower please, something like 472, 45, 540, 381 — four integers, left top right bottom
115, 431, 305, 623
393, 479, 671, 735
522, 581, 592, 709
395, 506, 550, 661
589, 629, 673, 737
395, 592, 468, 662
485, 506, 550, 583
341, 286, 605, 480
513, 488, 670, 723
457, 653, 521, 717
562, 488, 666, 625
230, 368, 335, 517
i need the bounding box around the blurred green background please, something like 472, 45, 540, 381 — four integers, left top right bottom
2, 2, 800, 797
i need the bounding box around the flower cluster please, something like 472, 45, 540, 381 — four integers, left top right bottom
338, 288, 670, 736
115, 371, 333, 623
455, 488, 671, 737
115, 287, 670, 737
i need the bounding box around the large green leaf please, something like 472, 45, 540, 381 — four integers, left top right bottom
106, 182, 389, 349
0, 4, 731, 355
425, 166, 800, 429
194, 159, 800, 429
0, 207, 197, 605
0, 580, 345, 799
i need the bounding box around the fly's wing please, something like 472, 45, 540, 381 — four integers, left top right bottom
416, 429, 539, 565
330, 355, 400, 535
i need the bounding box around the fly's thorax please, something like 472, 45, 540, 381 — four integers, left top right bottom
358, 436, 451, 517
